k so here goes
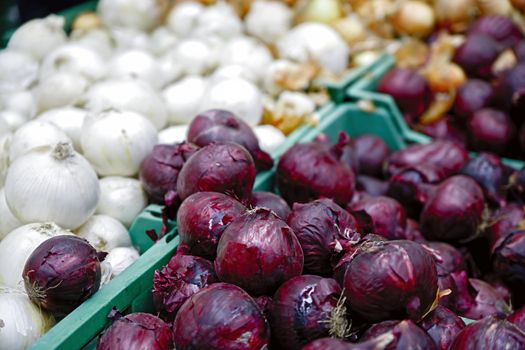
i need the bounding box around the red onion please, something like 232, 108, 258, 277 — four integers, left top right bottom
303, 334, 399, 350
250, 191, 291, 220
97, 312, 174, 350
426, 242, 466, 275
467, 109, 515, 154
356, 175, 389, 197
270, 275, 349, 350
353, 135, 391, 177
139, 142, 199, 204
468, 15, 524, 49
514, 40, 525, 62
492, 230, 525, 285
419, 306, 466, 350
495, 63, 525, 113
343, 240, 438, 322
215, 208, 303, 295
287, 198, 359, 276
302, 338, 353, 350
487, 204, 525, 250
176, 191, 245, 259
453, 34, 503, 79
454, 79, 494, 118
508, 305, 525, 332
420, 175, 486, 242
173, 283, 270, 349
420, 116, 467, 146
176, 142, 256, 203
187, 109, 273, 171
403, 219, 426, 242
450, 316, 525, 350
255, 295, 272, 320
23, 235, 105, 316
152, 254, 218, 321
361, 320, 437, 350
520, 123, 525, 153
510, 166, 525, 202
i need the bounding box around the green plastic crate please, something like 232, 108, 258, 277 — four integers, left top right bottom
346, 54, 525, 170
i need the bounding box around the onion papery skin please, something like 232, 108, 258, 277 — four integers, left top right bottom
468, 15, 524, 49
176, 142, 256, 203
287, 198, 359, 276
449, 316, 525, 350
419, 306, 466, 350
343, 240, 438, 322
361, 320, 437, 350
139, 142, 199, 204
454, 79, 494, 118
152, 254, 218, 322
508, 305, 525, 332
173, 283, 270, 350
270, 275, 346, 350
176, 192, 246, 260
453, 34, 503, 79
467, 109, 515, 154
492, 230, 525, 285
353, 135, 391, 177
97, 312, 174, 350
187, 109, 273, 171
487, 204, 525, 250
23, 235, 103, 316
420, 175, 485, 242
250, 192, 291, 220
215, 208, 303, 296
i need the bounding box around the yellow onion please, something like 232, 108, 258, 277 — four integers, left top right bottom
72, 12, 102, 32
477, 0, 513, 15
333, 15, 368, 45
392, 1, 436, 37
294, 0, 344, 25
424, 63, 467, 93
356, 0, 396, 38
394, 39, 429, 68
434, 0, 477, 33
511, 0, 525, 11
420, 92, 456, 125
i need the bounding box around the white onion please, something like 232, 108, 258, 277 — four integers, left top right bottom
0, 222, 72, 287
5, 143, 100, 229
111, 27, 151, 51
0, 134, 11, 187
158, 125, 189, 145
96, 176, 147, 227
0, 110, 28, 132
81, 110, 158, 176
70, 28, 114, 59
108, 49, 164, 90
35, 72, 89, 112
149, 27, 178, 56
166, 2, 204, 37
0, 288, 55, 350
192, 3, 243, 42
210, 64, 257, 85
0, 50, 39, 91
7, 15, 66, 61
38, 107, 87, 150
0, 188, 21, 240
219, 37, 273, 83
105, 247, 140, 278
98, 0, 167, 32
157, 54, 184, 88
200, 78, 263, 127
0, 90, 36, 120
9, 120, 71, 162
254, 125, 286, 154
76, 215, 131, 252
85, 78, 167, 130
163, 76, 208, 125
277, 22, 349, 74
245, 0, 293, 44
39, 44, 107, 82
167, 39, 218, 76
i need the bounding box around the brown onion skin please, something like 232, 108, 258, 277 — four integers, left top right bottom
449, 316, 525, 350
173, 283, 270, 350
468, 15, 524, 49
176, 142, 256, 203
250, 191, 291, 220
492, 230, 525, 285
270, 275, 344, 350
353, 135, 391, 177
97, 313, 174, 350
152, 254, 218, 321
361, 320, 437, 350
23, 235, 103, 316
419, 306, 466, 350
454, 79, 494, 119
508, 305, 525, 332
453, 34, 503, 79
420, 175, 485, 242
187, 109, 273, 171
176, 192, 246, 259
343, 240, 438, 322
215, 208, 304, 295
287, 198, 359, 276
467, 109, 515, 154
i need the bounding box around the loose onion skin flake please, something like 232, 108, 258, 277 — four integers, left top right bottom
419, 306, 466, 350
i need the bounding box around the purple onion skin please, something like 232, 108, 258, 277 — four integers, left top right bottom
97, 313, 174, 350
361, 320, 437, 350
303, 338, 353, 350
152, 254, 218, 321
426, 242, 466, 275
403, 219, 426, 242
377, 68, 432, 123
467, 109, 515, 154
287, 198, 359, 276
420, 117, 467, 146
495, 63, 525, 113
492, 230, 525, 284
343, 240, 438, 322
487, 204, 525, 250
450, 316, 525, 350
176, 142, 256, 203
187, 109, 273, 171
270, 275, 345, 350
215, 208, 304, 295
419, 306, 466, 350
520, 123, 525, 154
508, 305, 525, 332
353, 135, 390, 177
255, 295, 272, 320
454, 79, 494, 118
468, 15, 524, 49
386, 141, 468, 178
276, 142, 355, 206
173, 283, 270, 350
453, 34, 503, 79
510, 166, 525, 202
356, 175, 389, 197
23, 235, 103, 316
303, 334, 404, 350
139, 142, 199, 204
514, 41, 525, 62
176, 192, 246, 259
250, 191, 291, 220
420, 175, 486, 242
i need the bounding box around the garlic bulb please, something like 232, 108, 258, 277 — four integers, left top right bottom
277, 22, 349, 75
254, 125, 286, 154
219, 37, 273, 83
163, 76, 208, 125
200, 78, 263, 127
97, 176, 148, 227
392, 0, 436, 37
167, 39, 218, 76
0, 50, 39, 91
0, 188, 21, 240
35, 72, 89, 112
210, 65, 257, 85
5, 143, 100, 229
0, 110, 28, 132
192, 3, 243, 42
9, 120, 71, 162
158, 125, 189, 144
0, 90, 37, 120
245, 0, 293, 44
0, 222, 72, 287
0, 288, 55, 350
166, 2, 204, 37
76, 215, 131, 252
7, 15, 66, 60
81, 110, 158, 176
149, 27, 178, 56
38, 107, 87, 150
97, 0, 168, 32
105, 247, 140, 278
85, 78, 167, 130
108, 49, 164, 90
